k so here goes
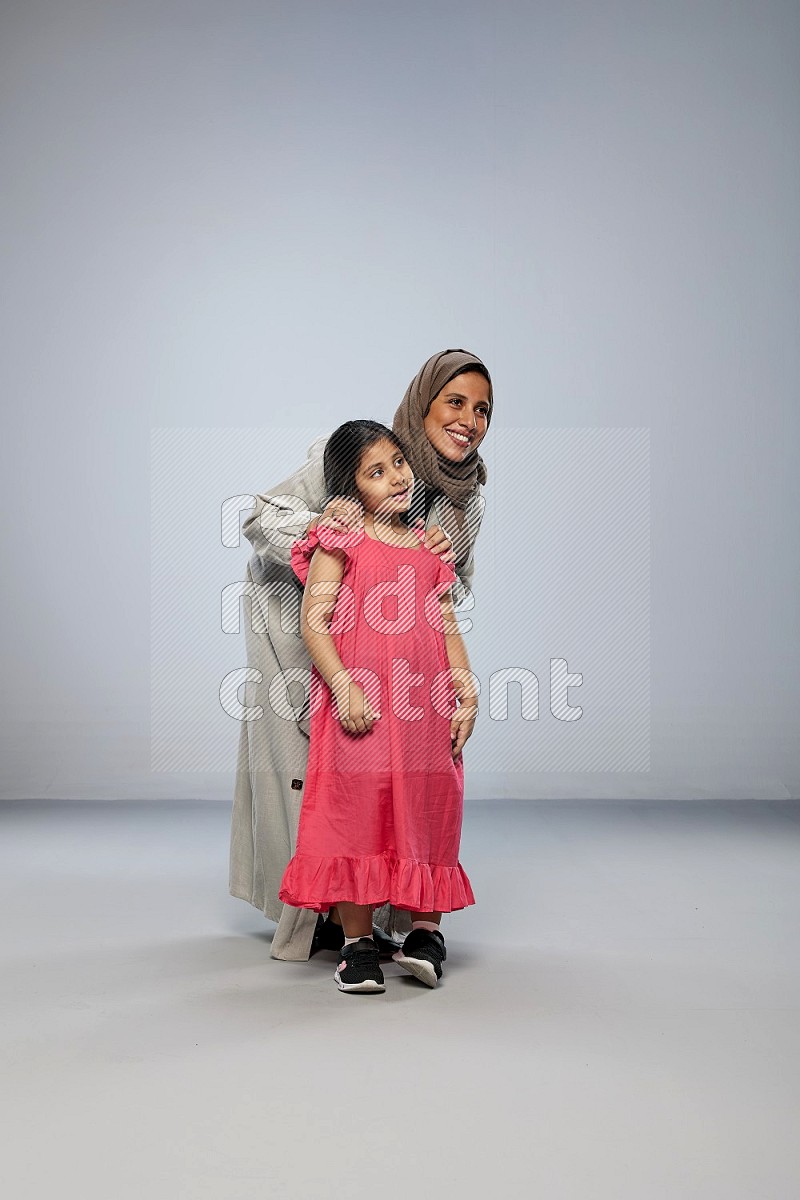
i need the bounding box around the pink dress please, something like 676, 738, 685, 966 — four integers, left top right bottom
278, 520, 475, 915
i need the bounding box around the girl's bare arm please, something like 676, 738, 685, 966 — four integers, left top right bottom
439, 590, 479, 707
299, 547, 351, 689
438, 588, 478, 758
299, 547, 378, 734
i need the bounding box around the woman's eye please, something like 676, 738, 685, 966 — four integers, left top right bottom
450, 397, 489, 416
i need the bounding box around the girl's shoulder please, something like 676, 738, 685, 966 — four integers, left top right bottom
290, 520, 365, 586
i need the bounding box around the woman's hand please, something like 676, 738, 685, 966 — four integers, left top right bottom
450, 701, 478, 760
413, 518, 456, 564
308, 496, 364, 537
332, 675, 380, 735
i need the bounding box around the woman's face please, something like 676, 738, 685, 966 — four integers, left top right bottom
355, 437, 413, 517
422, 370, 491, 462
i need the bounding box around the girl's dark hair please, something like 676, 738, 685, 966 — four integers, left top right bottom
323, 420, 412, 511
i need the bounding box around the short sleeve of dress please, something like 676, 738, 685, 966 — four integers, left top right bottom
432, 555, 457, 598
290, 521, 365, 587
408, 521, 457, 599
421, 552, 457, 635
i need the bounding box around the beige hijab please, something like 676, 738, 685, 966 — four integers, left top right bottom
392, 348, 493, 537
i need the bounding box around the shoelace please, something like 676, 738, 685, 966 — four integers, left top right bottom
344, 947, 380, 969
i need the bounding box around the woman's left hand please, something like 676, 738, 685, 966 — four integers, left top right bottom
414, 518, 456, 563
450, 702, 478, 760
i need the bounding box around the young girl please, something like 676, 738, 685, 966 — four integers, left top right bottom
278, 419, 479, 993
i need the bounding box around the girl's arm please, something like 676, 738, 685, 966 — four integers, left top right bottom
439, 590, 479, 705
439, 589, 479, 759
299, 545, 350, 686
300, 546, 378, 734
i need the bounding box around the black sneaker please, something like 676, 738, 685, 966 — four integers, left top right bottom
392, 928, 447, 988
311, 914, 345, 955
334, 938, 386, 993
312, 915, 402, 960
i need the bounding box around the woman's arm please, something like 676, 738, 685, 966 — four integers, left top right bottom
241, 435, 329, 570
432, 486, 486, 608
452, 541, 477, 609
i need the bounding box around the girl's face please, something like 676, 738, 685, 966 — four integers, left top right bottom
355, 437, 413, 517
422, 370, 491, 462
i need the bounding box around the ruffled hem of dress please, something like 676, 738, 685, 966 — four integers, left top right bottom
278, 852, 475, 914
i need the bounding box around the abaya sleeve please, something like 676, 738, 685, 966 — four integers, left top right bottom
432, 483, 486, 609
241, 433, 330, 570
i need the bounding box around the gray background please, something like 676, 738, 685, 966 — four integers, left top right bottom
2, 0, 798, 800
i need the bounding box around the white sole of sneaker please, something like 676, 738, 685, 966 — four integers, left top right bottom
334, 969, 385, 993
392, 951, 439, 988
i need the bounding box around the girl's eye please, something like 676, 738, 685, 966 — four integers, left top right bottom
371, 455, 404, 477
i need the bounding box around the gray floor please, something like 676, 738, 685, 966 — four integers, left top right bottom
1, 799, 799, 1199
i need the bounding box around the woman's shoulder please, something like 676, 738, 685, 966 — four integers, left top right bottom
305, 432, 332, 460
428, 482, 485, 517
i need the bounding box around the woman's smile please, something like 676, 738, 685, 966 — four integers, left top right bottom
444, 427, 474, 448
423, 370, 491, 462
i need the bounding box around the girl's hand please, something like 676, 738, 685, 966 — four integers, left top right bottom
450, 702, 478, 760
310, 496, 363, 537
413, 518, 456, 564
332, 677, 381, 735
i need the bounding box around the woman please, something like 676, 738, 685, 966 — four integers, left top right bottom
229, 348, 493, 960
